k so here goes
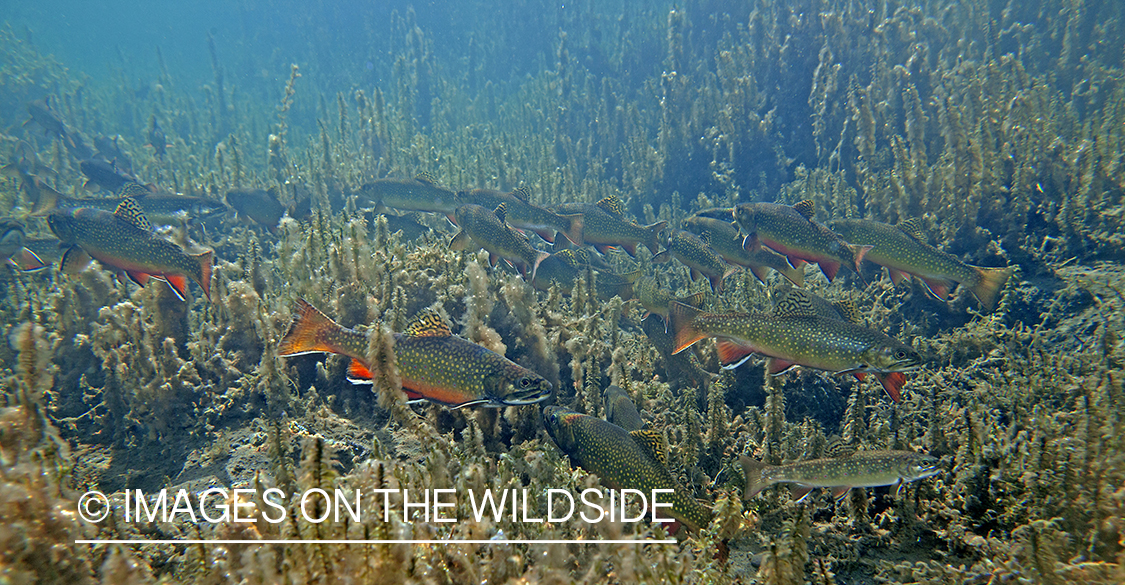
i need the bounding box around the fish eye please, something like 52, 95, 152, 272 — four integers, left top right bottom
519, 377, 532, 388
895, 350, 908, 360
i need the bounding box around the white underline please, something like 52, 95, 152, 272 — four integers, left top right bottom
76, 539, 677, 545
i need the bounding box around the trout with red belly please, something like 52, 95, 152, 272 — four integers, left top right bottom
47, 198, 212, 301
669, 298, 921, 402
734, 200, 871, 282
278, 300, 552, 408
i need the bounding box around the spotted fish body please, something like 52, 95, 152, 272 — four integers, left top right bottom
456, 187, 584, 245
603, 385, 646, 432
653, 229, 737, 292
829, 219, 1014, 310
356, 173, 458, 215
451, 203, 549, 281
47, 199, 213, 301
34, 182, 227, 226
740, 450, 940, 501
554, 195, 666, 257
734, 200, 871, 282
277, 300, 552, 408
668, 301, 921, 402
531, 249, 639, 300
543, 407, 712, 533
681, 215, 804, 287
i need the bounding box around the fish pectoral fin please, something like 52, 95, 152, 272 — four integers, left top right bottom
59, 247, 92, 275
449, 229, 471, 251
830, 486, 852, 501
875, 372, 907, 403
13, 247, 46, 272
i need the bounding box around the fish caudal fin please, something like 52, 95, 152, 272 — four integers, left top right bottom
643, 221, 668, 255
530, 251, 549, 283
28, 181, 62, 216
850, 243, 873, 272
781, 263, 805, 287
970, 265, 1015, 311
192, 249, 214, 301
561, 214, 584, 246
278, 299, 344, 357
739, 456, 770, 501
669, 301, 707, 354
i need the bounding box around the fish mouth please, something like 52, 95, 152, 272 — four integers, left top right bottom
495, 379, 553, 406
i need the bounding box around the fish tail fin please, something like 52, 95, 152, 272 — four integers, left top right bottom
192, 249, 214, 301
562, 213, 584, 246
278, 299, 344, 356
850, 243, 874, 272
530, 251, 549, 283
782, 263, 805, 287
29, 180, 62, 216
739, 456, 770, 501
644, 221, 668, 255
669, 301, 707, 354
970, 265, 1015, 311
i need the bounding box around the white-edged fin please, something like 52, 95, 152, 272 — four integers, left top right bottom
790, 485, 815, 501
830, 486, 851, 501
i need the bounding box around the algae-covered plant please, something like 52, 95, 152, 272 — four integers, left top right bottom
1, 0, 1123, 582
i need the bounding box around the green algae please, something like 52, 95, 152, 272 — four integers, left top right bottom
0, 0, 1123, 583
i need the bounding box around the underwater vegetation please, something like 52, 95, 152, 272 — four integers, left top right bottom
0, 0, 1124, 582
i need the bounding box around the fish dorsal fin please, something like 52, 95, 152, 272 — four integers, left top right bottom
833, 300, 863, 324
826, 438, 858, 459
630, 429, 669, 467
116, 182, 150, 199
898, 218, 926, 242
773, 288, 818, 317
699, 230, 712, 246
572, 249, 590, 265
493, 202, 508, 224
114, 197, 151, 231
510, 186, 531, 202
793, 199, 815, 220
414, 171, 437, 185
404, 312, 452, 338
596, 195, 625, 217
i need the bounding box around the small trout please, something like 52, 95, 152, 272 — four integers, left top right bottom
740, 450, 940, 501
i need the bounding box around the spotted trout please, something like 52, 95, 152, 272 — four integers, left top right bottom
451, 203, 550, 281
47, 198, 213, 301
543, 406, 712, 533
681, 215, 804, 287
829, 218, 1014, 310
278, 300, 552, 408
554, 195, 665, 257
531, 249, 639, 300
356, 172, 458, 215
653, 229, 737, 292
34, 182, 227, 226
456, 187, 584, 245
740, 450, 940, 501
734, 200, 871, 282
669, 300, 921, 402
